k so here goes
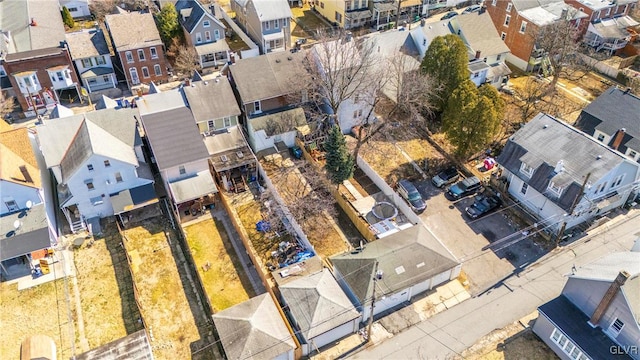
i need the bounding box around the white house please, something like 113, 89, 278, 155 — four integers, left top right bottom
232, 0, 292, 54
330, 225, 461, 322
497, 113, 640, 235
246, 107, 307, 153
182, 75, 241, 134
65, 29, 118, 93
60, 0, 90, 19
37, 108, 156, 233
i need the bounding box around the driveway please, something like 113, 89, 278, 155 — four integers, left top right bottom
414, 180, 546, 295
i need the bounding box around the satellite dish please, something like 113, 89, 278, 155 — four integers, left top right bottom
26, 200, 33, 209
13, 220, 21, 230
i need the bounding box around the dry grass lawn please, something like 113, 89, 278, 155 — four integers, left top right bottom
464, 330, 558, 360
184, 219, 251, 312
1, 280, 75, 360
123, 220, 207, 360
74, 222, 142, 349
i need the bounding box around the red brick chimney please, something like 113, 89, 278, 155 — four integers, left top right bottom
589, 271, 629, 326
475, 50, 482, 59
611, 128, 626, 151
30, 18, 37, 26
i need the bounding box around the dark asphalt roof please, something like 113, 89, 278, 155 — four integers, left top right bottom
141, 107, 210, 170
576, 87, 640, 154
110, 184, 158, 214
1, 204, 51, 261
75, 330, 153, 360
538, 295, 632, 359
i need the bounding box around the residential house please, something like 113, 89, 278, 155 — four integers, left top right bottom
1, 128, 56, 279
65, 29, 117, 93
246, 107, 307, 153
372, 0, 424, 30
175, 0, 230, 68
533, 251, 640, 360
0, 0, 80, 116
229, 51, 307, 119
37, 108, 157, 233
496, 113, 640, 235
330, 225, 460, 322
575, 87, 640, 163
564, 0, 638, 54
273, 257, 361, 355
203, 125, 257, 192
312, 0, 373, 29
138, 89, 217, 219
105, 11, 168, 90
450, 12, 512, 88
182, 75, 241, 134
410, 18, 455, 58
212, 293, 297, 360
232, 0, 292, 54
485, 0, 587, 72
59, 0, 91, 18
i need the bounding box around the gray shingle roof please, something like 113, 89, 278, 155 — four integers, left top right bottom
75, 330, 153, 360
105, 12, 163, 52
0, 0, 66, 55
140, 107, 210, 170
230, 51, 306, 104
175, 0, 225, 33
576, 87, 640, 154
65, 30, 111, 59
183, 77, 241, 123
454, 13, 510, 58
212, 294, 296, 360
0, 203, 51, 261
279, 268, 360, 341
330, 225, 459, 304
250, 0, 293, 21
496, 113, 629, 211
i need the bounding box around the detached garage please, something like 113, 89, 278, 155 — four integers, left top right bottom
330, 225, 461, 322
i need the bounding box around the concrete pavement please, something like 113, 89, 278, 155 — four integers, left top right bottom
350, 209, 640, 359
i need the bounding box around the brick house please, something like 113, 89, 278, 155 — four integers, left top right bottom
1, 0, 80, 116
485, 0, 587, 72
105, 11, 168, 91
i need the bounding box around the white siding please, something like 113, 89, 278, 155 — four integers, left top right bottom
309, 318, 358, 350
0, 181, 43, 215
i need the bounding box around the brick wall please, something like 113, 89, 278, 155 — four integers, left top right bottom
486, 0, 537, 66
118, 46, 169, 90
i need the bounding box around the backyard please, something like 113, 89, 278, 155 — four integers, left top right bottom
183, 218, 252, 312
291, 4, 331, 42
122, 219, 216, 360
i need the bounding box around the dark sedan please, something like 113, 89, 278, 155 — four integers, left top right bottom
465, 194, 501, 219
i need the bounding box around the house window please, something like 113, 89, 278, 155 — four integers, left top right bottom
335, 11, 342, 22
264, 21, 270, 30
320, 1, 324, 8
597, 133, 605, 142
24, 76, 32, 87
208, 120, 215, 130
130, 68, 139, 85
629, 149, 638, 159
65, 70, 71, 79
612, 174, 624, 188
87, 164, 94, 171
90, 196, 103, 206
282, 18, 287, 27
501, 32, 506, 40
142, 67, 150, 78
137, 49, 145, 61
104, 160, 111, 167
605, 8, 611, 17
597, 182, 607, 193
353, 110, 358, 119
519, 21, 527, 33
346, 0, 352, 10
224, 117, 231, 127
504, 15, 511, 26
68, 7, 78, 12
497, 54, 502, 61
214, 29, 220, 40
82, 58, 93, 67
275, 19, 279, 29
593, 10, 600, 20
253, 101, 261, 113
548, 182, 563, 196
4, 199, 19, 212
179, 165, 186, 175
115, 172, 123, 183
520, 162, 534, 177
57, 72, 64, 81
204, 31, 211, 41
154, 64, 162, 76
125, 51, 134, 63
203, 20, 210, 27
96, 56, 106, 65
196, 32, 202, 43
609, 318, 624, 337
491, 0, 497, 5
506, 3, 512, 12
520, 182, 528, 195
103, 75, 110, 82
86, 181, 95, 190
150, 47, 158, 59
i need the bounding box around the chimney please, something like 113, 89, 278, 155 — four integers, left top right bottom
554, 159, 564, 173
611, 128, 626, 150
561, 8, 568, 19
184, 78, 191, 87
589, 271, 630, 326
29, 18, 37, 26
623, 87, 631, 94
19, 166, 33, 184
420, 18, 426, 27
475, 50, 482, 59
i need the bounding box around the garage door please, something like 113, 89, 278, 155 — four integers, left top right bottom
410, 279, 432, 298
373, 290, 410, 317
312, 319, 357, 349
430, 270, 451, 290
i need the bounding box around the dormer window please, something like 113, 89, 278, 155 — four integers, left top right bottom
520, 162, 534, 177
548, 182, 563, 196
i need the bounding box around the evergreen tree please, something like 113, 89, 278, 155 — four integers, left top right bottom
324, 125, 354, 185
155, 3, 181, 47
61, 6, 75, 29
420, 34, 470, 112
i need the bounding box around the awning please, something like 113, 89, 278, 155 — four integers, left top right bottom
195, 40, 231, 56
169, 171, 218, 204
346, 9, 372, 21
489, 62, 512, 78
80, 67, 115, 78
46, 65, 69, 72
263, 31, 285, 42
110, 183, 159, 214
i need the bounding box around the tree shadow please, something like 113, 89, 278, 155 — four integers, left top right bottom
491, 327, 558, 360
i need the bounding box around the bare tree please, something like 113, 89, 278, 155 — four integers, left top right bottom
89, 0, 118, 21
509, 77, 548, 125
167, 41, 201, 76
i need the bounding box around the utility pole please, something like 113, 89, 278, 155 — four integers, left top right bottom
556, 172, 591, 246
366, 260, 380, 343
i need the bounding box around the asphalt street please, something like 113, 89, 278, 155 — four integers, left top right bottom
351, 210, 640, 359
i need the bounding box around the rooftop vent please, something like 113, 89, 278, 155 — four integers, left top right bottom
220, 155, 229, 162
596, 155, 603, 160
543, 124, 549, 129
236, 151, 244, 158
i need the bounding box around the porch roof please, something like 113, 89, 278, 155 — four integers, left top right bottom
1, 204, 51, 261
203, 126, 256, 172
263, 31, 285, 42
488, 62, 512, 78
168, 170, 218, 204
593, 20, 629, 39
80, 67, 115, 79
345, 9, 373, 20
195, 41, 230, 56
110, 183, 159, 214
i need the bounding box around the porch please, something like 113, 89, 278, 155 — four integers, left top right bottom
110, 183, 160, 225
196, 41, 231, 69
203, 127, 258, 193
168, 170, 219, 223
345, 9, 373, 29
81, 67, 117, 93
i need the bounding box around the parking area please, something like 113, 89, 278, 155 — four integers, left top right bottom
414, 179, 547, 295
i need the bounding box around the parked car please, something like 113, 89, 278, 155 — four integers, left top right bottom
441, 11, 458, 20
398, 179, 426, 213
445, 176, 482, 200
432, 167, 460, 188
465, 194, 501, 219
462, 5, 482, 14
